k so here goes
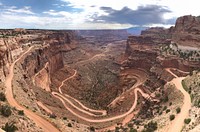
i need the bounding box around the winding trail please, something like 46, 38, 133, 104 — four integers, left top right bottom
58, 68, 107, 116
58, 69, 77, 94
52, 87, 155, 123
52, 65, 157, 123
166, 68, 191, 132
5, 47, 60, 132
49, 47, 157, 130
33, 62, 49, 85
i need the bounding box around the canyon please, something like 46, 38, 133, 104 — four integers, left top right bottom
0, 15, 200, 132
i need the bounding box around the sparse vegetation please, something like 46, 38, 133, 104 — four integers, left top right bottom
130, 128, 137, 132
0, 105, 12, 117
63, 117, 67, 120
184, 118, 191, 124
166, 109, 170, 113
18, 110, 24, 116
90, 126, 95, 131
67, 123, 72, 127
170, 115, 175, 121
128, 123, 133, 128
163, 106, 167, 111
2, 122, 18, 132
0, 92, 6, 101
163, 95, 169, 102
176, 107, 181, 114
49, 114, 56, 118
142, 121, 157, 132
182, 80, 189, 92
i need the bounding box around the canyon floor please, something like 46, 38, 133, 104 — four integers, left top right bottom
1, 16, 200, 132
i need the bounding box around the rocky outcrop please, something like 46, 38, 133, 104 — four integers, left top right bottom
171, 15, 200, 47
124, 35, 159, 70
21, 30, 77, 79
0, 29, 77, 85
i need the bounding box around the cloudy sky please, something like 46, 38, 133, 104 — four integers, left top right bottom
0, 0, 199, 29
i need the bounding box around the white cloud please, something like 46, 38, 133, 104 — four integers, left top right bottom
61, 0, 200, 18
0, 0, 199, 29
4, 6, 35, 15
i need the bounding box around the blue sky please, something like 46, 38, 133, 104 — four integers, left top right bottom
0, 0, 199, 29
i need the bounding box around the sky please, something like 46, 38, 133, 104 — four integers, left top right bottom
0, 0, 199, 29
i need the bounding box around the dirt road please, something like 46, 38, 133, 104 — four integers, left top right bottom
58, 69, 107, 116
58, 69, 77, 94
5, 47, 60, 132
168, 77, 191, 132
166, 69, 191, 132
53, 86, 154, 123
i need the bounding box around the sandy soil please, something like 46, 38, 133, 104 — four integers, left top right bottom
5, 47, 60, 132
0, 128, 5, 132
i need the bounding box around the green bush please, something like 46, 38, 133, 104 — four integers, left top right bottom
67, 123, 72, 127
166, 109, 170, 113
163, 96, 169, 102
90, 126, 95, 131
49, 114, 56, 118
63, 117, 67, 120
143, 121, 157, 132
130, 128, 137, 132
128, 123, 133, 128
182, 80, 189, 92
0, 92, 6, 101
176, 107, 181, 114
0, 105, 12, 117
163, 106, 167, 111
2, 122, 18, 132
184, 118, 191, 124
170, 115, 175, 121
18, 110, 24, 116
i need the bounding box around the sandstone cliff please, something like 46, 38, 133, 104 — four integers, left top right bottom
0, 29, 77, 86
125, 15, 200, 72
172, 15, 200, 48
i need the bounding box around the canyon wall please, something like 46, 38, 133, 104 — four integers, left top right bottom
172, 15, 200, 48
0, 29, 77, 87
21, 30, 77, 78
125, 15, 200, 72
77, 29, 129, 43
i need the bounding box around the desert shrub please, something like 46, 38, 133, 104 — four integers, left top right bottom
0, 92, 6, 101
143, 121, 157, 132
18, 110, 24, 116
163, 106, 167, 111
2, 122, 18, 132
166, 109, 170, 113
163, 95, 169, 102
170, 115, 175, 121
63, 117, 67, 120
90, 126, 95, 131
181, 80, 189, 92
176, 107, 181, 114
128, 123, 133, 128
130, 128, 137, 132
67, 123, 72, 127
184, 118, 191, 124
0, 105, 12, 117
49, 114, 56, 118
